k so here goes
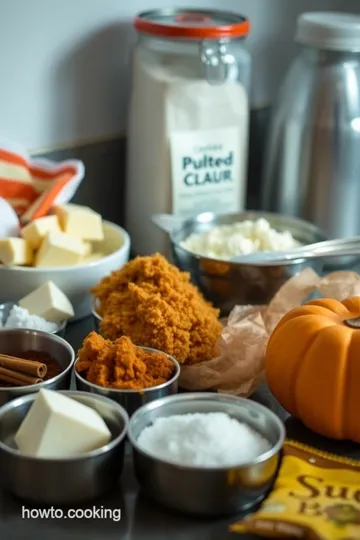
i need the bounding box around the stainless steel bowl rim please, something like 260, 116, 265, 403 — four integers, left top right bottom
53, 318, 67, 333
0, 328, 75, 389
0, 390, 129, 461
74, 348, 181, 394
128, 392, 286, 470
0, 220, 130, 272
170, 210, 328, 267
0, 302, 67, 334
92, 297, 102, 322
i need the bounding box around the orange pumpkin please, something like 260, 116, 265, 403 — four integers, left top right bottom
265, 297, 360, 442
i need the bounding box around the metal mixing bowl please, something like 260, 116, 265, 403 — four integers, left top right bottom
0, 302, 66, 337
128, 392, 285, 516
170, 211, 327, 315
74, 347, 180, 416
0, 390, 128, 504
0, 328, 75, 406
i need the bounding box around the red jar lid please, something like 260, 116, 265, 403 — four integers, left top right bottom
134, 8, 250, 40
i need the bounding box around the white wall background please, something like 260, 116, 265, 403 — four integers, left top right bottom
0, 0, 359, 151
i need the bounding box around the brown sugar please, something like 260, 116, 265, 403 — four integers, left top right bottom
76, 332, 176, 390
91, 254, 222, 365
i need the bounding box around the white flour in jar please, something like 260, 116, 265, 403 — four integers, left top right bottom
126, 48, 250, 255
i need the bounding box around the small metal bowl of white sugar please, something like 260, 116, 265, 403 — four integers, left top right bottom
0, 302, 66, 337
128, 392, 285, 517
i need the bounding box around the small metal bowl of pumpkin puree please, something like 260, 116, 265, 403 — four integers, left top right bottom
74, 343, 180, 417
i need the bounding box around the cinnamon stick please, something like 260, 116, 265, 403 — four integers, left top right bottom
0, 366, 42, 386
0, 354, 47, 378
0, 373, 40, 387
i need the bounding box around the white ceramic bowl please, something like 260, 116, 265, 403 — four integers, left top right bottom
0, 221, 130, 321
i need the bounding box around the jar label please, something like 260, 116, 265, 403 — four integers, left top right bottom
169, 126, 246, 216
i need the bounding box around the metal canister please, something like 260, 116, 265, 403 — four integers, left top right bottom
262, 12, 360, 240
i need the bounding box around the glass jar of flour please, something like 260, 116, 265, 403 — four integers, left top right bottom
126, 8, 251, 255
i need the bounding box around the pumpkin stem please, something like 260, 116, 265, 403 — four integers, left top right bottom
344, 317, 360, 329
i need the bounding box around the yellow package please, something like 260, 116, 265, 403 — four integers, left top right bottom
230, 440, 360, 539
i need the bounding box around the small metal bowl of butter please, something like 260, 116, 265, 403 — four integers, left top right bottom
0, 302, 66, 337
168, 211, 327, 315
0, 328, 75, 406
0, 390, 128, 504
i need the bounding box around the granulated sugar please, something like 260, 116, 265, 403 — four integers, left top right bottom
137, 412, 271, 467
0, 305, 58, 333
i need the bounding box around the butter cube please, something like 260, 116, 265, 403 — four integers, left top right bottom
54, 204, 104, 241
35, 232, 85, 267
21, 215, 61, 249
0, 238, 33, 266
15, 389, 112, 458
82, 241, 92, 257
19, 281, 74, 322
56, 203, 92, 213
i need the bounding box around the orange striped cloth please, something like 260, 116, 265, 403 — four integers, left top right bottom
0, 144, 84, 231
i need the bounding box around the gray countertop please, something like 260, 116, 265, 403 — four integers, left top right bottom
1, 317, 359, 540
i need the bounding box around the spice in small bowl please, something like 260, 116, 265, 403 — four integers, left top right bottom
0, 350, 62, 387
74, 332, 180, 415
0, 328, 75, 406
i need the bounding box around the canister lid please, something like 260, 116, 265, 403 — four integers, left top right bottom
296, 12, 360, 51
134, 8, 250, 39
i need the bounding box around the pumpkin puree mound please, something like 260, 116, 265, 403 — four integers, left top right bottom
77, 332, 175, 390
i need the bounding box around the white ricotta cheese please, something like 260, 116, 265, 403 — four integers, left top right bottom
180, 218, 299, 260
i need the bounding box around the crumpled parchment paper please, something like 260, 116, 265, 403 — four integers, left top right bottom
179, 268, 360, 396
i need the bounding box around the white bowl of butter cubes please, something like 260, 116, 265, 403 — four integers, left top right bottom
0, 204, 131, 320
